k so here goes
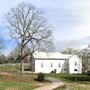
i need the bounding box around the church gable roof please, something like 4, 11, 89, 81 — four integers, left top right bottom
34, 52, 73, 60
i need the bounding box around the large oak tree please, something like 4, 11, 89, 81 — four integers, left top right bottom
4, 2, 54, 73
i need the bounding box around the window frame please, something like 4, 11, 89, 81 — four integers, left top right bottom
41, 63, 43, 67
58, 63, 61, 67
51, 63, 53, 67
75, 62, 77, 66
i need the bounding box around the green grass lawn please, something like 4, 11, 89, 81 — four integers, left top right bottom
0, 77, 38, 90
0, 72, 40, 90
45, 74, 90, 90
0, 63, 30, 73
54, 83, 90, 90
45, 74, 90, 82
0, 64, 39, 90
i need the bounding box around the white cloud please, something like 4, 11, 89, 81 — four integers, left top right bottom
53, 0, 90, 40
54, 36, 90, 51
72, 0, 90, 39
54, 0, 90, 51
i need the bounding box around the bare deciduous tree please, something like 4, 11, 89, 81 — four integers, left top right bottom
61, 48, 80, 56
0, 54, 6, 64
80, 48, 90, 73
9, 44, 30, 63
61, 47, 90, 73
4, 2, 54, 73
0, 35, 4, 49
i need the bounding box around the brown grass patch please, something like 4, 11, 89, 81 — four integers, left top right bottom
5, 87, 21, 90
0, 72, 37, 83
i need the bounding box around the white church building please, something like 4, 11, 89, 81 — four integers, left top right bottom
30, 52, 82, 74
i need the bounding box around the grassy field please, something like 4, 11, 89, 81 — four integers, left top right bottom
0, 64, 40, 90
45, 74, 90, 90
54, 83, 90, 90
0, 63, 30, 73
45, 74, 90, 82
0, 64, 90, 90
0, 78, 38, 90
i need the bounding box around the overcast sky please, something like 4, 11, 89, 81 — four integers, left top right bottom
0, 0, 90, 54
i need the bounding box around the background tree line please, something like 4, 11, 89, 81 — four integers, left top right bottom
61, 47, 90, 73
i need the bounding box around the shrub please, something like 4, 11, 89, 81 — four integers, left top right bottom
50, 71, 54, 73
37, 73, 44, 82
87, 71, 90, 75
50, 69, 57, 74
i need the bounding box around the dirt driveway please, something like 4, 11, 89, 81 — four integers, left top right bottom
34, 77, 65, 90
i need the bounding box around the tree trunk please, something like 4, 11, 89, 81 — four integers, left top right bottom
21, 59, 24, 73
21, 48, 24, 73
30, 53, 35, 72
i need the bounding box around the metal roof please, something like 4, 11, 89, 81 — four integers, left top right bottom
34, 52, 73, 60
